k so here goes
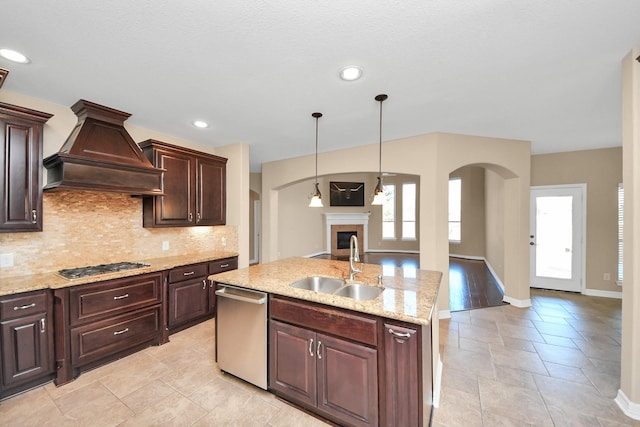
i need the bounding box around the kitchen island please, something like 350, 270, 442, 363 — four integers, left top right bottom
210, 256, 442, 427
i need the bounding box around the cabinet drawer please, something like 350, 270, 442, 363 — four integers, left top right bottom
0, 291, 48, 320
169, 263, 208, 283
270, 296, 378, 347
70, 305, 161, 367
69, 273, 163, 326
209, 257, 238, 274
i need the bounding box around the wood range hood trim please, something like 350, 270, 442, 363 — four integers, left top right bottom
43, 100, 164, 196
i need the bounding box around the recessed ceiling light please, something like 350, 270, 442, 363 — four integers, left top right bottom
192, 120, 209, 129
0, 48, 30, 64
340, 66, 363, 81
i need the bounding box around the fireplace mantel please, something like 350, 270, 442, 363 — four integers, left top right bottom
324, 213, 370, 255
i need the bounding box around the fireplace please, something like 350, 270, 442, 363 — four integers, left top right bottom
324, 213, 370, 257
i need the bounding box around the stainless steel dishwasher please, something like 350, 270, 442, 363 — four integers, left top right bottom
215, 284, 268, 389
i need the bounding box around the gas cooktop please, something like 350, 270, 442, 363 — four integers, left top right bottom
58, 261, 150, 280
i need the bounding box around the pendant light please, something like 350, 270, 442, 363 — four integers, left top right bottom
309, 112, 324, 207
371, 94, 388, 205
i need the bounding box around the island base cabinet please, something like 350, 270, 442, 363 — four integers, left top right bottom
269, 320, 316, 407
269, 319, 378, 427
383, 322, 421, 426
318, 334, 378, 427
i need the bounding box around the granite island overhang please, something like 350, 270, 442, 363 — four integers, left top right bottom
208, 256, 442, 326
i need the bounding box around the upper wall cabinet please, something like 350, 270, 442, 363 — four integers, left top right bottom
139, 140, 227, 228
0, 103, 53, 233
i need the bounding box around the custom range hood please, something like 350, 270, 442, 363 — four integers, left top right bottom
43, 100, 163, 195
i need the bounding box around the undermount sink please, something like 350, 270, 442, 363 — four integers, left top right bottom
290, 276, 346, 294
290, 276, 384, 301
333, 283, 385, 301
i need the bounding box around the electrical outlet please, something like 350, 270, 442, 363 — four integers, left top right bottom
604, 273, 611, 281
162, 241, 170, 251
221, 237, 227, 247
0, 253, 14, 268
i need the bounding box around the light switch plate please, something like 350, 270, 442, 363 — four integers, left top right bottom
162, 241, 170, 251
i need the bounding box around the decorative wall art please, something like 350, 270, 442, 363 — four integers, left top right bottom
330, 181, 365, 206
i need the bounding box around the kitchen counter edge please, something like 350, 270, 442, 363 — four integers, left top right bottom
0, 251, 239, 296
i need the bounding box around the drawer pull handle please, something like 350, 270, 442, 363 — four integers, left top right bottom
31, 209, 37, 224
40, 318, 46, 333
113, 294, 129, 300
220, 264, 229, 268
202, 279, 207, 290
317, 341, 322, 359
309, 338, 314, 357
388, 328, 411, 339
13, 303, 36, 311
183, 271, 195, 276
113, 328, 129, 336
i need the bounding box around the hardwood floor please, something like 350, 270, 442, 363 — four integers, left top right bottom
449, 257, 504, 312
313, 252, 503, 312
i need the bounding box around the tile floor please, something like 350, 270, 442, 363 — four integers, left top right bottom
1, 289, 638, 426
434, 289, 640, 426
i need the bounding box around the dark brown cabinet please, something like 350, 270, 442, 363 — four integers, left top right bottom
0, 290, 55, 398
383, 321, 424, 427
270, 296, 379, 427
140, 140, 227, 228
54, 272, 164, 385
168, 262, 209, 330
168, 257, 238, 332
0, 103, 53, 232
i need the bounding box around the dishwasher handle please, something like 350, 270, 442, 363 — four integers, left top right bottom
215, 286, 267, 305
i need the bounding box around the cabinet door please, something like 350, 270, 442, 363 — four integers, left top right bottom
317, 333, 378, 427
195, 156, 226, 225
383, 322, 420, 427
0, 115, 43, 232
153, 149, 194, 226
0, 312, 52, 388
269, 320, 317, 407
168, 278, 208, 327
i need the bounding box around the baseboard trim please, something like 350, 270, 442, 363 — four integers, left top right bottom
303, 252, 328, 258
582, 289, 623, 299
432, 354, 443, 409
449, 253, 484, 261
503, 295, 532, 308
366, 249, 420, 254
615, 389, 640, 420
439, 309, 451, 319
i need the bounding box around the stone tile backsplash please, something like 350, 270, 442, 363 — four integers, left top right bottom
0, 191, 237, 277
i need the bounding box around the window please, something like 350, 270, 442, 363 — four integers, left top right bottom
402, 183, 416, 239
449, 178, 461, 242
382, 184, 395, 239
618, 183, 623, 285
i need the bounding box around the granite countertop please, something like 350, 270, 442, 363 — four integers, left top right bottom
0, 250, 239, 296
209, 257, 442, 326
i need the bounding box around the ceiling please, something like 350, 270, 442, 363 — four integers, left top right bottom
2, 1, 639, 172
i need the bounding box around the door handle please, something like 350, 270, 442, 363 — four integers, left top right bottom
317, 341, 322, 359
309, 338, 314, 357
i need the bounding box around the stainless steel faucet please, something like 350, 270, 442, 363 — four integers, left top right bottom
349, 234, 362, 280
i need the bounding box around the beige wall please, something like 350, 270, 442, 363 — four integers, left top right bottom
449, 166, 486, 257
531, 147, 622, 293
0, 90, 246, 274
619, 48, 640, 414
485, 168, 506, 280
